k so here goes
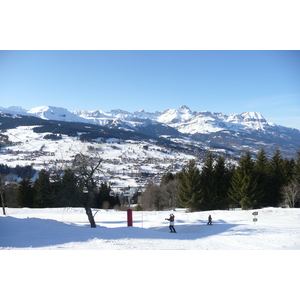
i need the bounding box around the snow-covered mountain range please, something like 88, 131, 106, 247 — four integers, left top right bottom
1, 105, 300, 158
0, 104, 291, 133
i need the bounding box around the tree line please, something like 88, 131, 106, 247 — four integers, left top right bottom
2, 147, 300, 222
140, 148, 300, 211
17, 168, 120, 210
0, 163, 35, 178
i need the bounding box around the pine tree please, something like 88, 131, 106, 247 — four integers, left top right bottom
267, 148, 286, 207
95, 182, 115, 209
199, 152, 217, 210
253, 148, 269, 207
161, 172, 175, 185
17, 177, 34, 207
228, 151, 262, 209
213, 155, 232, 209
33, 169, 53, 208
283, 157, 296, 183
59, 168, 81, 207
178, 159, 202, 211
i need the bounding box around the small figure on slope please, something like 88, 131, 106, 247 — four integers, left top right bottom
165, 213, 177, 233
207, 214, 212, 225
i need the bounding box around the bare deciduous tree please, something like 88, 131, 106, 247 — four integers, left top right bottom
281, 180, 300, 208
72, 151, 103, 228
139, 182, 161, 210
139, 179, 179, 211
160, 179, 179, 210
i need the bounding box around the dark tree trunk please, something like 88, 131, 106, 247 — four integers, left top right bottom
1, 192, 6, 215
85, 206, 96, 228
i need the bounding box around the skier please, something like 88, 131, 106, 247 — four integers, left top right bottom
207, 214, 212, 225
165, 213, 177, 233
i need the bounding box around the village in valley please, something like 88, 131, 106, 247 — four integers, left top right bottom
0, 125, 201, 197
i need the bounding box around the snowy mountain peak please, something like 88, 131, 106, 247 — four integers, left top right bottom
73, 109, 110, 119
241, 111, 266, 121
179, 105, 191, 111
157, 105, 194, 124
28, 105, 65, 116
27, 106, 90, 123
226, 111, 268, 131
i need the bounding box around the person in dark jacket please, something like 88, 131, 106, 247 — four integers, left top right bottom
207, 215, 212, 225
165, 213, 176, 233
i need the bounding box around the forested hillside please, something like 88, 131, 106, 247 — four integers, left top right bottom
140, 148, 300, 210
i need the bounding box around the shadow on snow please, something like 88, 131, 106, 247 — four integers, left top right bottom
0, 216, 252, 249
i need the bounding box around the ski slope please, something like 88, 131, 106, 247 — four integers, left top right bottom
1, 207, 299, 300
1, 207, 299, 250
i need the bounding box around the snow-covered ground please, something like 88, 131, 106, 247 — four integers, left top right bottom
2, 207, 299, 300
1, 207, 299, 250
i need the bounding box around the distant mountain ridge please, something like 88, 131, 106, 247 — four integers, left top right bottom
1, 105, 299, 158
73, 105, 272, 133
2, 104, 291, 132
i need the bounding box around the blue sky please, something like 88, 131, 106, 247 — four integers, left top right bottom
1, 50, 300, 129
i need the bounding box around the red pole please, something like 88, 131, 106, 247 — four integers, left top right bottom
127, 209, 133, 226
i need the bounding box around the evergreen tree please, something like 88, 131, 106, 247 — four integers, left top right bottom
33, 169, 53, 208
267, 148, 286, 207
50, 178, 62, 207
17, 177, 34, 207
110, 193, 121, 208
228, 151, 263, 209
178, 159, 202, 211
15, 164, 36, 178
213, 155, 232, 209
283, 157, 295, 183
161, 172, 175, 185
59, 168, 81, 207
95, 182, 118, 208
199, 152, 217, 210
253, 148, 269, 207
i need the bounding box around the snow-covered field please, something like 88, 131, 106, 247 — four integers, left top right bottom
1, 207, 299, 250
1, 207, 299, 300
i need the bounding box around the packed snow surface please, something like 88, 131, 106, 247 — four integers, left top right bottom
1, 207, 299, 250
